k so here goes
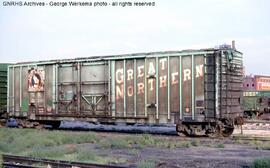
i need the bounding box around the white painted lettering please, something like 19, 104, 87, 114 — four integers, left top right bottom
183, 69, 191, 81
116, 68, 124, 84
116, 84, 124, 99
137, 66, 144, 77
127, 85, 133, 97
159, 58, 167, 70
196, 64, 203, 77
148, 62, 155, 75
127, 69, 133, 80
160, 76, 167, 88
171, 72, 179, 85
148, 79, 154, 91
137, 83, 144, 94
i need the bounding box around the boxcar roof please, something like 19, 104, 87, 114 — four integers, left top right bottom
13, 48, 242, 65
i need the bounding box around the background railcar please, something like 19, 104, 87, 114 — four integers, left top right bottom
0, 64, 9, 118
243, 75, 270, 119
243, 91, 270, 119
7, 48, 243, 137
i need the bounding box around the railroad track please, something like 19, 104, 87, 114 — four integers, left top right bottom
2, 154, 132, 168
231, 135, 270, 141
245, 120, 270, 124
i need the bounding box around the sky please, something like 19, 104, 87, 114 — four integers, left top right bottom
0, 0, 270, 75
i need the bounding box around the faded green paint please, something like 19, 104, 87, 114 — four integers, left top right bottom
21, 99, 29, 112
0, 64, 9, 110
47, 99, 53, 106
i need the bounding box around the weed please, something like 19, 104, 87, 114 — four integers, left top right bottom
252, 157, 270, 168
76, 148, 99, 162
110, 138, 129, 149
216, 143, 224, 148
99, 139, 111, 149
174, 141, 191, 148
26, 146, 73, 159
138, 160, 156, 168
191, 139, 200, 146
235, 139, 244, 144
128, 149, 139, 155
250, 140, 263, 146
137, 134, 156, 147
255, 143, 270, 150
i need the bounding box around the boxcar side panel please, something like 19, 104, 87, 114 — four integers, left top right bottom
125, 60, 134, 117
182, 56, 192, 118
194, 55, 205, 121
21, 66, 29, 113
169, 57, 180, 114
158, 57, 168, 123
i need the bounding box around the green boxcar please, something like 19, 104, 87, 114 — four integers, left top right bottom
0, 64, 9, 115
7, 48, 243, 137
243, 91, 270, 118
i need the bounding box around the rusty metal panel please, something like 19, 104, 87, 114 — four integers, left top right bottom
28, 66, 46, 115
218, 50, 243, 118
115, 60, 124, 117
182, 56, 192, 117
145, 58, 156, 121
125, 60, 134, 117
157, 57, 168, 122
194, 55, 204, 119
170, 57, 180, 113
136, 59, 145, 117
28, 66, 45, 92
204, 54, 216, 118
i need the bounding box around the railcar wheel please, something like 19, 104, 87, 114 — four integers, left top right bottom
219, 118, 234, 137
220, 127, 234, 137
207, 129, 220, 138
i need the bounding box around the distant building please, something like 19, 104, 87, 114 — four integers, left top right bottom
254, 75, 270, 91
243, 75, 270, 91
243, 75, 256, 91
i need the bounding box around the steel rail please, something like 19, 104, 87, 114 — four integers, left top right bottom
231, 135, 270, 142
244, 120, 270, 124
2, 154, 132, 168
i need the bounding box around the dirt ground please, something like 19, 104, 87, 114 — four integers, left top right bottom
92, 128, 270, 168
82, 138, 270, 168
123, 145, 269, 168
